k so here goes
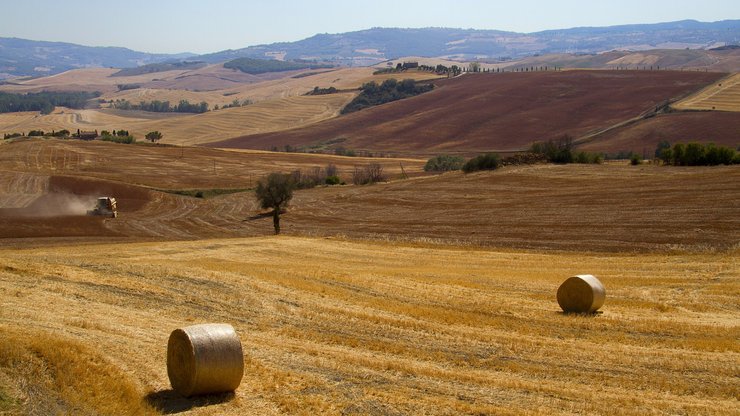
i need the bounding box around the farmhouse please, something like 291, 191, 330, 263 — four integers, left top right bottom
76, 129, 98, 140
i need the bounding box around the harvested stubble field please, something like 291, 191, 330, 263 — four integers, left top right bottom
0, 136, 738, 415
0, 237, 737, 415
674, 72, 740, 112
0, 93, 356, 146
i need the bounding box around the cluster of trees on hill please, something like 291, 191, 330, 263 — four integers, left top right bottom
215, 98, 252, 110
374, 64, 463, 77
341, 79, 434, 114
305, 86, 338, 95
224, 58, 333, 75
112, 99, 208, 113
655, 141, 738, 165
0, 91, 99, 114
99, 129, 135, 144
529, 136, 603, 164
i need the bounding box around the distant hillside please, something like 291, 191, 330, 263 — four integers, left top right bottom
0, 37, 194, 78
198, 20, 740, 65
2, 20, 738, 79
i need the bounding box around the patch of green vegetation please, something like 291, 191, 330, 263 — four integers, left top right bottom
158, 188, 250, 199
462, 153, 500, 173
424, 155, 465, 172
0, 91, 100, 114
656, 141, 738, 166
341, 79, 434, 114
224, 58, 333, 75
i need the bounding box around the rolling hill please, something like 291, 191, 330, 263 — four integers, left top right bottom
0, 67, 444, 145
209, 70, 726, 156
3, 20, 738, 79
198, 20, 740, 66
0, 37, 193, 78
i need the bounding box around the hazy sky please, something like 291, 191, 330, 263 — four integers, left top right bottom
1, 0, 737, 54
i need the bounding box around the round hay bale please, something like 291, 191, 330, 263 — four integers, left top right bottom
167, 323, 244, 397
556, 274, 606, 313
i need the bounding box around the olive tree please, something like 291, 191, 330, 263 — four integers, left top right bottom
255, 173, 296, 235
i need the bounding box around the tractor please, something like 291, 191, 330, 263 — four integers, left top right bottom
87, 197, 117, 218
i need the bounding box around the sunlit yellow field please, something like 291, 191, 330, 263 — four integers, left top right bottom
0, 93, 355, 146
1, 237, 737, 415
674, 72, 740, 111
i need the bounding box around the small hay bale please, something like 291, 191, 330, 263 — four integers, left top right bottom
167, 323, 244, 397
556, 274, 606, 313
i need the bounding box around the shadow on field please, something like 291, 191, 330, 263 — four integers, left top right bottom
145, 390, 234, 414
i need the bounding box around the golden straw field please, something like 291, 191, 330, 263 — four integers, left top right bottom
1, 237, 738, 415
674, 72, 740, 111
0, 93, 355, 146
0, 66, 441, 146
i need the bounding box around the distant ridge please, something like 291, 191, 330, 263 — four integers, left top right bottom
1, 20, 738, 78
0, 38, 195, 78
198, 20, 740, 65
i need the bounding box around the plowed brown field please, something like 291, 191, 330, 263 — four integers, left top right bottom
578, 111, 740, 154
1, 138, 737, 252
212, 70, 725, 156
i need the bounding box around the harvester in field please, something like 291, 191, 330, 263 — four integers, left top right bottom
87, 197, 117, 218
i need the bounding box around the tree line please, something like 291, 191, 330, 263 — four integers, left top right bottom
655, 141, 738, 166
0, 91, 100, 114
341, 79, 434, 114
224, 58, 333, 75
112, 99, 209, 113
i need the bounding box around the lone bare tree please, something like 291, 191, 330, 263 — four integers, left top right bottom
255, 173, 295, 235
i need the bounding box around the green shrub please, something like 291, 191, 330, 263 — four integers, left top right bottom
630, 153, 641, 165
529, 135, 574, 164
424, 155, 465, 172
325, 175, 341, 185
100, 134, 135, 144
462, 153, 500, 173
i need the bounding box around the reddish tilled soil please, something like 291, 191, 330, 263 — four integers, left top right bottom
579, 111, 740, 154
210, 70, 725, 156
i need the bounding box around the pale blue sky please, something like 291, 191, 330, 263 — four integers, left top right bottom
1, 0, 737, 54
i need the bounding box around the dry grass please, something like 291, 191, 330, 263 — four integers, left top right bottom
0, 93, 356, 146
674, 72, 740, 111
0, 236, 737, 415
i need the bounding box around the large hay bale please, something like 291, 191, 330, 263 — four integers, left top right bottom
167, 323, 244, 397
557, 274, 606, 313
